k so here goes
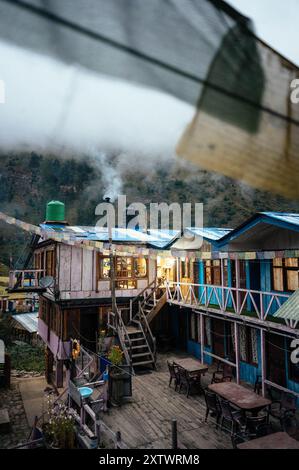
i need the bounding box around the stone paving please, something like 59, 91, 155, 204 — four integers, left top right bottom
0, 380, 30, 449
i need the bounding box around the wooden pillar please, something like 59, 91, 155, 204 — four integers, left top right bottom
261, 328, 266, 397
200, 313, 205, 364
45, 347, 54, 384
220, 258, 225, 310
55, 359, 64, 389
234, 322, 240, 384
235, 259, 241, 314
176, 258, 180, 283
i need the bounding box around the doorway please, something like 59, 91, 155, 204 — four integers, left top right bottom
212, 318, 225, 360
80, 307, 99, 352
266, 332, 286, 387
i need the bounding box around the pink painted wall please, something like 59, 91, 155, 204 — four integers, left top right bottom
38, 318, 70, 360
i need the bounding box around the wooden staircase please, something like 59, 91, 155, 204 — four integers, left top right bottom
108, 279, 166, 372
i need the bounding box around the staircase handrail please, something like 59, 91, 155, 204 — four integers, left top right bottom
138, 302, 156, 361
109, 308, 132, 367
129, 278, 158, 319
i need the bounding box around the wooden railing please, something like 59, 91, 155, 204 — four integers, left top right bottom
107, 309, 132, 366
9, 269, 46, 290
166, 282, 291, 323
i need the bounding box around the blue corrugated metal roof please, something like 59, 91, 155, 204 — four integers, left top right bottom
186, 227, 232, 242
261, 212, 299, 227
217, 212, 299, 247
40, 224, 179, 249
12, 312, 38, 333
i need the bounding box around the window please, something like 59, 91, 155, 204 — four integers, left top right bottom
115, 279, 137, 289
101, 257, 111, 278
189, 314, 211, 346
99, 255, 147, 289
239, 325, 258, 366
272, 258, 299, 292
134, 258, 147, 278
204, 260, 221, 286
116, 257, 133, 278
223, 260, 228, 287
181, 259, 190, 278
45, 250, 55, 276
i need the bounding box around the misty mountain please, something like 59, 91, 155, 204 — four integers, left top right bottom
0, 152, 297, 268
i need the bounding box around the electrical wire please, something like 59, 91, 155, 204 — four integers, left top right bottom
1, 0, 299, 127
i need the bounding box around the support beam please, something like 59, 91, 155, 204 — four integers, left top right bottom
261, 328, 266, 397
200, 313, 204, 364
234, 322, 240, 384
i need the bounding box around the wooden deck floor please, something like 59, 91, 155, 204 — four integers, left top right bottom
101, 353, 232, 449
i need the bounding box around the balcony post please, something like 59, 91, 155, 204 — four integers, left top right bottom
260, 292, 264, 321
234, 321, 240, 384
260, 328, 266, 397
235, 259, 241, 314
200, 313, 205, 364
220, 258, 225, 310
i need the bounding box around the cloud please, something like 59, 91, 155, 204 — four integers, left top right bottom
0, 40, 194, 158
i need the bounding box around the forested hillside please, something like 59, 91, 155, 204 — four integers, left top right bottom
0, 152, 297, 267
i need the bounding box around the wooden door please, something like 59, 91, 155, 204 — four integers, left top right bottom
266, 332, 286, 387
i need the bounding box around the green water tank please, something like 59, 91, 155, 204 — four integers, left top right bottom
46, 200, 65, 223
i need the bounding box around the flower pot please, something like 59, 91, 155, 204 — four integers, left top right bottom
109, 370, 127, 406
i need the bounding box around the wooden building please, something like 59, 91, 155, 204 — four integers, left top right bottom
167, 213, 299, 403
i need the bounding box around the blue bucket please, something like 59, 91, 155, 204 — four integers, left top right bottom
78, 386, 93, 399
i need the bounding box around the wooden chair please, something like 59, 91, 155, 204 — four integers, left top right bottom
178, 368, 201, 398
167, 361, 180, 391
219, 399, 246, 436
268, 391, 297, 431
204, 390, 221, 428
245, 415, 270, 439
211, 363, 233, 384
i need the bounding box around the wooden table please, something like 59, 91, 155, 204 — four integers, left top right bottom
209, 382, 271, 415
237, 432, 299, 449
173, 358, 209, 375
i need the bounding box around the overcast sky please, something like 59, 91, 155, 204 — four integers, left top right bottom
228, 0, 298, 65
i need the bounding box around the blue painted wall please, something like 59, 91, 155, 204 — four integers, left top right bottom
187, 340, 213, 365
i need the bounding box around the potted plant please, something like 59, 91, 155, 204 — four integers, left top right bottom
107, 345, 127, 406
43, 397, 75, 449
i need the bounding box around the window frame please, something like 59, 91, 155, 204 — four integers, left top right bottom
239, 325, 258, 367
98, 255, 148, 289
272, 258, 299, 293
204, 260, 222, 286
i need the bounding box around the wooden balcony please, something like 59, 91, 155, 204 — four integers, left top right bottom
8, 269, 47, 293
166, 282, 293, 327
